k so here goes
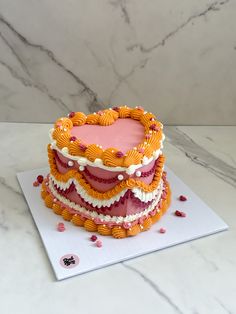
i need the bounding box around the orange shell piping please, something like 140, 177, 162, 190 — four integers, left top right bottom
62, 209, 73, 221
52, 127, 63, 140
86, 113, 99, 125
85, 144, 104, 161
140, 112, 156, 125
41, 190, 48, 199
98, 113, 114, 126
143, 145, 154, 159
127, 224, 141, 236
84, 219, 97, 232
71, 214, 85, 226
59, 118, 73, 130
130, 108, 144, 120
70, 112, 87, 126
104, 109, 119, 120
56, 133, 70, 149
97, 225, 112, 236
44, 194, 53, 208
52, 203, 63, 215
123, 149, 143, 167
68, 140, 82, 156
117, 106, 132, 118
102, 148, 124, 167
112, 226, 127, 238
142, 217, 152, 231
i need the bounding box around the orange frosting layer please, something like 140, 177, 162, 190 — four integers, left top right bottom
51, 106, 163, 168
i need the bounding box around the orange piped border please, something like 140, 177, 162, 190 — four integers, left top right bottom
48, 146, 165, 199
41, 180, 171, 239
51, 106, 163, 168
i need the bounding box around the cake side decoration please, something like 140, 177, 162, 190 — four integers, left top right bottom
41, 106, 171, 238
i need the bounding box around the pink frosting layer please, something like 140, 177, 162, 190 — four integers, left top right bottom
70, 118, 145, 153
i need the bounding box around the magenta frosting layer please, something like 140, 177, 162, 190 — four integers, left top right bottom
70, 118, 145, 153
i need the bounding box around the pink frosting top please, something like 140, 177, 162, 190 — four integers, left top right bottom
70, 118, 145, 153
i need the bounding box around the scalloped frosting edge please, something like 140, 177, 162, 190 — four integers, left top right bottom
48, 176, 164, 224
50, 174, 163, 207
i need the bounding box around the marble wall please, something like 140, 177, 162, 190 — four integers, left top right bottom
0, 0, 235, 125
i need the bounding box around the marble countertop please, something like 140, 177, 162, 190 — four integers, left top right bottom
1, 0, 236, 125
0, 123, 235, 314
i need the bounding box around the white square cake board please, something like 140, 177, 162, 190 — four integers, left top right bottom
17, 167, 228, 280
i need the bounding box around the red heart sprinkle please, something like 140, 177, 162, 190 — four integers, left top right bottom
79, 143, 87, 151
69, 112, 75, 118
116, 151, 124, 158
150, 124, 157, 130
179, 195, 187, 201
175, 210, 186, 217
70, 136, 77, 142
90, 235, 97, 242
37, 175, 44, 184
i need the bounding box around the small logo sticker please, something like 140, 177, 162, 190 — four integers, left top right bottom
60, 254, 79, 269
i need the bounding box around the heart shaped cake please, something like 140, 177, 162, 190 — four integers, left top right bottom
41, 106, 171, 238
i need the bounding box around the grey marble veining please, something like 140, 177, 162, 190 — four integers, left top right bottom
0, 14, 103, 120
122, 262, 185, 314
0, 0, 236, 124
165, 127, 236, 188
0, 123, 236, 314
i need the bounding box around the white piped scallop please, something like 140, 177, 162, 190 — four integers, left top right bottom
94, 158, 103, 166
79, 165, 85, 171
153, 149, 160, 159
61, 147, 69, 154
78, 157, 87, 166
49, 171, 164, 207
48, 179, 163, 224
142, 156, 149, 165
126, 165, 137, 175
132, 182, 163, 202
